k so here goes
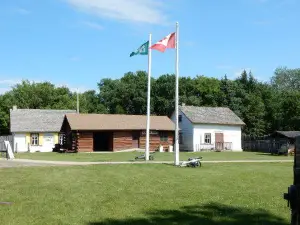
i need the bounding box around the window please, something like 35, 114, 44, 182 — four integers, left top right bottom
31, 133, 39, 146
178, 115, 182, 122
179, 132, 183, 144
204, 133, 211, 144
160, 132, 168, 142
59, 133, 65, 145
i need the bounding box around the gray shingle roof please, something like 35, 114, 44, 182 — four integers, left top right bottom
180, 105, 245, 126
275, 131, 300, 138
10, 109, 76, 133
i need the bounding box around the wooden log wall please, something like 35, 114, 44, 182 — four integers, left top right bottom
139, 131, 174, 151
77, 132, 93, 152
113, 131, 133, 151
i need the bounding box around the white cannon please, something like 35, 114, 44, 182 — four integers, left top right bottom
179, 156, 202, 167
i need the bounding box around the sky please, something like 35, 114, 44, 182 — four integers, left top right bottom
0, 0, 299, 94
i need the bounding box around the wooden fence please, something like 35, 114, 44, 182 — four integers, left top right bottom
242, 137, 289, 153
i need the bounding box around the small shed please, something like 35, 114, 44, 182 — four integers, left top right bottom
10, 107, 76, 152
270, 131, 300, 144
170, 105, 245, 151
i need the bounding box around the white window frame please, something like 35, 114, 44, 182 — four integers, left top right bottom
204, 133, 211, 144
59, 133, 64, 145
31, 133, 39, 146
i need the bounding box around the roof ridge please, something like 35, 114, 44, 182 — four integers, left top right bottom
180, 105, 230, 109
68, 113, 168, 117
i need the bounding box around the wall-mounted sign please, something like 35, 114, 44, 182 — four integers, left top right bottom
141, 130, 159, 136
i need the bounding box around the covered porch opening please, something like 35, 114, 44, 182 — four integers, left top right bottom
93, 131, 113, 151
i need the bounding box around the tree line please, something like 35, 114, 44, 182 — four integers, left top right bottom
0, 67, 299, 136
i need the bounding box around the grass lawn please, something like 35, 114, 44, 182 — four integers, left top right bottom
14, 151, 292, 162
0, 162, 292, 225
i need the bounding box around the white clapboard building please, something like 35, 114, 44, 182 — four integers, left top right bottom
171, 105, 245, 152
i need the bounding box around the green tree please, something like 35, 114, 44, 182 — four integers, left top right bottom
152, 74, 176, 116
0, 80, 80, 134
193, 75, 221, 107
81, 90, 107, 113
281, 91, 300, 130
179, 76, 201, 107
242, 93, 266, 136
98, 78, 123, 114
271, 67, 300, 90
98, 71, 153, 115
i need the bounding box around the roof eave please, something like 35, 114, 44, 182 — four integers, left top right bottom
70, 128, 176, 131
191, 122, 245, 126
11, 130, 61, 133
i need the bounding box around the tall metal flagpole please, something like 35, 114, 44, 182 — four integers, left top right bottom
145, 33, 152, 161
174, 22, 180, 166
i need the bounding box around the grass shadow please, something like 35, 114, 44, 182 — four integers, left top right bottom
87, 202, 288, 225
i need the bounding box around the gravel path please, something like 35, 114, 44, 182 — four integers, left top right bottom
0, 158, 293, 168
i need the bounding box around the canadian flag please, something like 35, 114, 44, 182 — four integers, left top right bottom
150, 32, 176, 52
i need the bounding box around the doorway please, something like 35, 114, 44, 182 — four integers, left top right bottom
93, 132, 113, 151
215, 133, 224, 150
132, 132, 140, 148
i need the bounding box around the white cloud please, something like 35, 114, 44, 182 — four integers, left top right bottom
64, 0, 168, 24
15, 8, 31, 15
81, 21, 104, 30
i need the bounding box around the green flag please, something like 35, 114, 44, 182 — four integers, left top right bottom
130, 41, 149, 57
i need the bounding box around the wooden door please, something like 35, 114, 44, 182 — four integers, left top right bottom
132, 132, 140, 148
14, 134, 26, 152
215, 133, 224, 150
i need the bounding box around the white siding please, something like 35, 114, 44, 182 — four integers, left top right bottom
42, 133, 55, 152
171, 110, 194, 151
29, 132, 56, 152
12, 132, 56, 153
193, 124, 242, 151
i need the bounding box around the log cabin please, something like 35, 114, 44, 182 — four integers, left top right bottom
60, 113, 175, 152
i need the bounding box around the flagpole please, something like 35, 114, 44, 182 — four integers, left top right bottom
174, 22, 180, 166
145, 33, 152, 161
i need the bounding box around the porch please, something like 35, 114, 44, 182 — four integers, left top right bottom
194, 142, 233, 152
